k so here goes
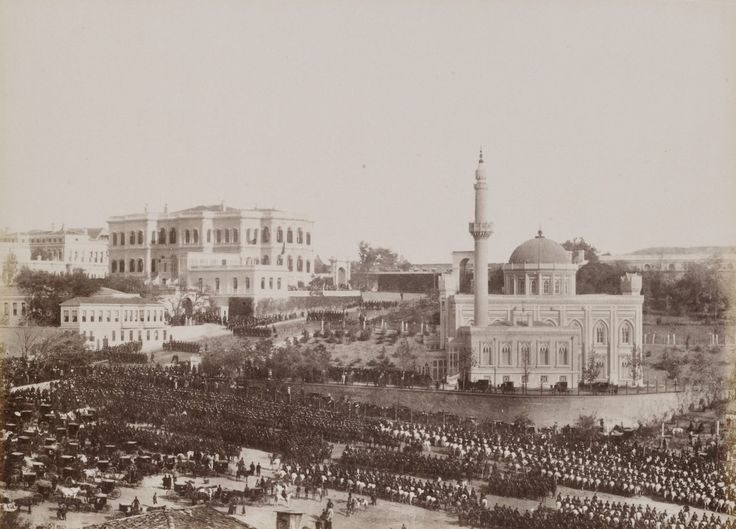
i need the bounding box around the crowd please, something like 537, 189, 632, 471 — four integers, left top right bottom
306, 310, 347, 323
162, 340, 201, 353
361, 300, 399, 310
96, 341, 146, 363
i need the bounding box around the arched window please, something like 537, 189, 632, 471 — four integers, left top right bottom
129, 231, 135, 245
306, 260, 310, 273
502, 344, 511, 365
252, 229, 258, 244
245, 277, 250, 290
620, 322, 632, 344
193, 229, 199, 244
287, 228, 293, 243
137, 259, 143, 273
260, 278, 265, 289
119, 232, 125, 246
129, 259, 136, 273
539, 344, 550, 365
262, 227, 270, 243
530, 278, 538, 295
232, 229, 238, 243
558, 344, 569, 365
287, 256, 293, 271
296, 256, 303, 272
277, 255, 283, 266
169, 228, 176, 244
151, 259, 156, 273
233, 278, 238, 292
482, 343, 493, 365
276, 227, 283, 243
269, 277, 273, 289
111, 261, 118, 273
644, 264, 651, 271
185, 230, 191, 244
277, 278, 282, 289
543, 279, 550, 295
595, 322, 607, 344
159, 228, 167, 245
306, 232, 311, 245
262, 255, 270, 265
119, 260, 125, 273
521, 344, 531, 366
137, 231, 143, 245
112, 233, 117, 246
216, 229, 222, 244
297, 228, 303, 244
225, 229, 230, 243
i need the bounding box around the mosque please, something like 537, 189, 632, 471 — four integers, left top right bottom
439, 153, 644, 389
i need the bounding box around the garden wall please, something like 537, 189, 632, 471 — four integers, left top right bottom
302, 383, 696, 427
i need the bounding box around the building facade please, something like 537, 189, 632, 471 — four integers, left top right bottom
599, 247, 736, 275
440, 154, 644, 388
60, 289, 170, 351
0, 227, 109, 279
107, 205, 315, 296
0, 286, 27, 326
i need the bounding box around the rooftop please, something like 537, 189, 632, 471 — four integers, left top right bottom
61, 296, 161, 306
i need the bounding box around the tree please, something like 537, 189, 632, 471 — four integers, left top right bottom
582, 354, 601, 384
670, 259, 728, 318
576, 261, 625, 294
628, 345, 643, 385
2, 252, 19, 286
102, 275, 153, 297
15, 269, 100, 326
394, 338, 419, 371
562, 237, 599, 262
356, 241, 411, 272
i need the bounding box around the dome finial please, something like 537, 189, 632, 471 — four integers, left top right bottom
536, 228, 544, 238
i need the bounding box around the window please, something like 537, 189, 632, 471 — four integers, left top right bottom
297, 229, 303, 244
520, 344, 530, 365
207, 229, 211, 243
98, 310, 103, 322
155, 330, 159, 340
263, 255, 270, 265
159, 228, 166, 245
112, 331, 116, 342
89, 332, 95, 342
269, 277, 273, 289
130, 259, 135, 274
129, 231, 135, 245
554, 280, 560, 294
482, 343, 493, 365
233, 278, 238, 292
82, 310, 87, 322
153, 310, 157, 322
595, 322, 607, 344
277, 255, 283, 266
151, 231, 157, 244
193, 229, 199, 244
72, 310, 78, 322
112, 261, 118, 273
530, 278, 538, 295
306, 232, 311, 245
151, 259, 157, 273
287, 228, 293, 243
137, 259, 144, 273
120, 232, 125, 246
539, 344, 550, 365
540, 375, 548, 383
245, 277, 250, 290
297, 257, 303, 272
501, 344, 511, 365
306, 260, 310, 273
146, 330, 150, 341
558, 344, 569, 365
146, 310, 150, 322
115, 310, 119, 322
106, 311, 111, 322
137, 231, 143, 244
198, 278, 203, 291
276, 227, 283, 243
216, 230, 222, 243
252, 229, 258, 244
138, 330, 142, 341
262, 227, 270, 243
129, 330, 133, 341
287, 256, 293, 271
63, 310, 69, 322
169, 228, 176, 244
261, 278, 265, 289
621, 323, 632, 344
277, 277, 282, 289
559, 376, 567, 382
215, 278, 220, 292
543, 279, 550, 294
163, 330, 167, 341
185, 230, 191, 244
112, 233, 117, 246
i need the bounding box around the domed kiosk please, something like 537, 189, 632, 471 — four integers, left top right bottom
439, 155, 644, 390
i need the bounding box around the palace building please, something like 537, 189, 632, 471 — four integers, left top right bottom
107, 204, 315, 300
439, 153, 644, 389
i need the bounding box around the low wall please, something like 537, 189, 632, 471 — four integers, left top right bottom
302, 383, 694, 427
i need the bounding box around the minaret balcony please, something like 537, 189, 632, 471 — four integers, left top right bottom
469, 222, 493, 239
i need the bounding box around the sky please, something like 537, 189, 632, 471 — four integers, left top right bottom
1, 0, 735, 264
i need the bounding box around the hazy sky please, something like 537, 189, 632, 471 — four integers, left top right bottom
1, 0, 734, 264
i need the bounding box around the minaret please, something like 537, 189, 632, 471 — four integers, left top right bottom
468, 150, 493, 327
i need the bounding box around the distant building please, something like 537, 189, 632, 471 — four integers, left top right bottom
440, 154, 644, 389
599, 246, 736, 275
0, 286, 27, 326
0, 226, 109, 279
107, 204, 316, 314
60, 288, 169, 351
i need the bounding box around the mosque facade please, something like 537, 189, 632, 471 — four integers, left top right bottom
439, 154, 644, 389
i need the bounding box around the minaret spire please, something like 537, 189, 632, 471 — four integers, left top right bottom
469, 150, 493, 327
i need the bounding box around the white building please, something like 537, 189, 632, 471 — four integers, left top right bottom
0, 286, 27, 326
60, 288, 170, 351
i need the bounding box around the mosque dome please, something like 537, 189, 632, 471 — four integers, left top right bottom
509, 231, 570, 265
